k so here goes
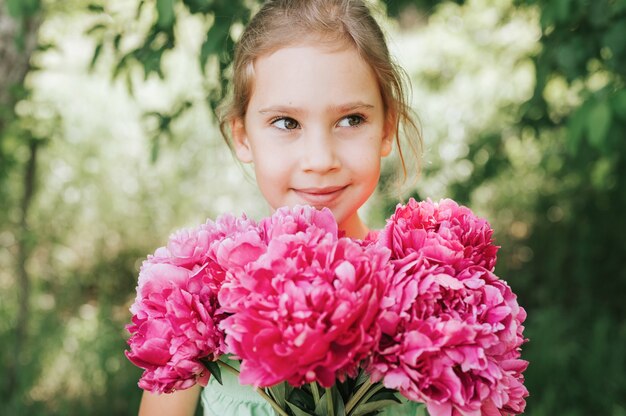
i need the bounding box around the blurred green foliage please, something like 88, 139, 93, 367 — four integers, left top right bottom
507, 0, 626, 413
1, 0, 625, 415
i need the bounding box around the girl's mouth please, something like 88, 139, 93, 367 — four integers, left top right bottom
292, 185, 348, 206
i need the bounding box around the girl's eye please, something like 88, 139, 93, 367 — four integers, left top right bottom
272, 117, 299, 130
337, 114, 365, 127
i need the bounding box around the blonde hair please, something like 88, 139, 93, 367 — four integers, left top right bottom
217, 0, 422, 183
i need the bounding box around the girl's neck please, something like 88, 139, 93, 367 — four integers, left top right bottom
339, 213, 369, 240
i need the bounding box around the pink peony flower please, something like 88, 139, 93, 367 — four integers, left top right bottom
380, 198, 499, 272
126, 265, 226, 393
219, 206, 393, 388
259, 205, 339, 241
127, 214, 259, 393
370, 199, 528, 415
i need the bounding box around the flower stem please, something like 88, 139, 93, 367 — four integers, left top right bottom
344, 377, 373, 414
355, 383, 384, 411
310, 381, 321, 406
326, 387, 335, 416
255, 388, 291, 416
216, 360, 290, 416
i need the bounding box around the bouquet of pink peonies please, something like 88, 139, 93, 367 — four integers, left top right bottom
126, 201, 528, 416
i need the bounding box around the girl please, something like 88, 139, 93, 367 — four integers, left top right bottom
139, 0, 421, 414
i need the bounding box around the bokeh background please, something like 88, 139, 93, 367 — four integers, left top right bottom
1, 0, 625, 414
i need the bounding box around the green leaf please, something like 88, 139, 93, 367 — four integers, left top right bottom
202, 360, 222, 385
267, 382, 292, 409
334, 391, 346, 416
553, 0, 571, 23
156, 0, 175, 29
141, 52, 162, 79
136, 0, 146, 20
36, 42, 56, 52
125, 71, 135, 96
586, 100, 612, 150
286, 400, 315, 416
567, 104, 587, 154
555, 39, 587, 78
354, 370, 370, 388
200, 20, 231, 73
113, 33, 122, 51
591, 157, 613, 189
314, 393, 325, 415
611, 90, 626, 121
87, 4, 105, 12
350, 400, 402, 416
89, 43, 103, 71
112, 53, 129, 79
85, 23, 107, 36
288, 387, 315, 411
539, 4, 554, 30
590, 0, 611, 28
314, 388, 345, 416
601, 21, 626, 59
150, 135, 160, 163
368, 390, 401, 402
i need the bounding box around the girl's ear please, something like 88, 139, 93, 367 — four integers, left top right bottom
380, 113, 396, 157
230, 118, 253, 163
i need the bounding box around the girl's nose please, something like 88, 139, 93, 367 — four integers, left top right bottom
300, 130, 341, 173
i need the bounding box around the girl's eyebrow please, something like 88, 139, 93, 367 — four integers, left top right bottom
258, 102, 375, 115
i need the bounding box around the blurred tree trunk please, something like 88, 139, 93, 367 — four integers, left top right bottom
0, 1, 40, 126
0, 0, 43, 400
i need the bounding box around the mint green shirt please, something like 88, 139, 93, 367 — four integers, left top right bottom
201, 361, 425, 416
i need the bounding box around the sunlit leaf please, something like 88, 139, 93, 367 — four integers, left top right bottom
89, 43, 103, 71
113, 33, 122, 51
136, 0, 146, 20
36, 42, 56, 52
112, 53, 130, 79
591, 157, 614, 189
150, 136, 160, 163
125, 71, 135, 96
85, 23, 107, 36
87, 4, 105, 13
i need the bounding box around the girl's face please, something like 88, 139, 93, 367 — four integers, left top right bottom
232, 43, 393, 238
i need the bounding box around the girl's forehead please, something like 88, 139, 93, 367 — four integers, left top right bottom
246, 42, 383, 112
259, 34, 355, 61
253, 43, 372, 83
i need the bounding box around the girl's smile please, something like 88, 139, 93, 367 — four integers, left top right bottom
291, 185, 349, 206
231, 42, 394, 238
